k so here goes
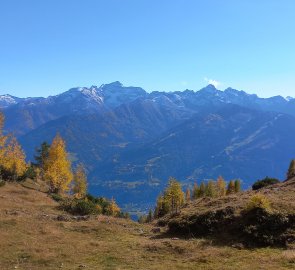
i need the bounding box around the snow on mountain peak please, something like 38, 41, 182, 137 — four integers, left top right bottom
286, 96, 294, 101
0, 94, 22, 108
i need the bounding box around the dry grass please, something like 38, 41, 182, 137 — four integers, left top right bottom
0, 183, 295, 269
282, 250, 295, 264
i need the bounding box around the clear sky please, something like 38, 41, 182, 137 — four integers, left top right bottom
0, 0, 295, 98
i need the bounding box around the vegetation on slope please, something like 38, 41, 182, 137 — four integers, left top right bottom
0, 112, 125, 219
1, 183, 295, 270
155, 176, 295, 248
252, 177, 280, 190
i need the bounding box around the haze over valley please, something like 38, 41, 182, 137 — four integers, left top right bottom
2, 82, 295, 211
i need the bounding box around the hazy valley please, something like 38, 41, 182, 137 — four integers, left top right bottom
2, 82, 295, 211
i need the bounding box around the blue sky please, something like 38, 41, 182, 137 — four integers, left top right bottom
0, 0, 295, 98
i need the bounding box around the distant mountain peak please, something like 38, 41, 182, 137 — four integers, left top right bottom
89, 85, 98, 90
224, 87, 243, 96
109, 81, 123, 87
223, 87, 258, 99
224, 87, 245, 94
198, 84, 219, 95
0, 93, 19, 100
100, 81, 124, 89
205, 84, 217, 90
286, 96, 294, 101
0, 94, 22, 108
224, 87, 236, 91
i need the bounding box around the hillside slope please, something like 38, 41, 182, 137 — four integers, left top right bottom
160, 178, 295, 248
1, 183, 295, 269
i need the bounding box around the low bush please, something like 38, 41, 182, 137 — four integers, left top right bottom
245, 194, 271, 212
58, 194, 127, 218
86, 194, 120, 215
73, 200, 101, 215
58, 198, 73, 213
59, 198, 101, 215
0, 167, 17, 181
51, 193, 63, 202
242, 207, 291, 246
252, 177, 280, 190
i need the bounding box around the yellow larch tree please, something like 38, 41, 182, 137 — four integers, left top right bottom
226, 180, 236, 195
2, 137, 27, 180
164, 177, 185, 214
44, 134, 73, 194
0, 113, 27, 179
0, 112, 8, 163
205, 180, 216, 198
216, 175, 227, 197
105, 198, 121, 217
198, 181, 206, 197
72, 163, 88, 199
154, 194, 170, 218
192, 182, 199, 199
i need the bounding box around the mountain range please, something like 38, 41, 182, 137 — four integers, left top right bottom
1, 82, 295, 211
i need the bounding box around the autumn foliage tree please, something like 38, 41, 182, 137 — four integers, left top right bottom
154, 194, 170, 218
226, 180, 236, 195
165, 178, 185, 214
0, 113, 7, 160
44, 134, 73, 194
198, 181, 206, 197
72, 163, 87, 199
0, 113, 27, 180
192, 182, 199, 199
216, 176, 226, 197
105, 198, 121, 217
154, 178, 185, 218
2, 137, 27, 180
205, 180, 216, 198
189, 177, 240, 203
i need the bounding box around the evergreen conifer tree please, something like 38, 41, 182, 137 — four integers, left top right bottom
34, 141, 50, 169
